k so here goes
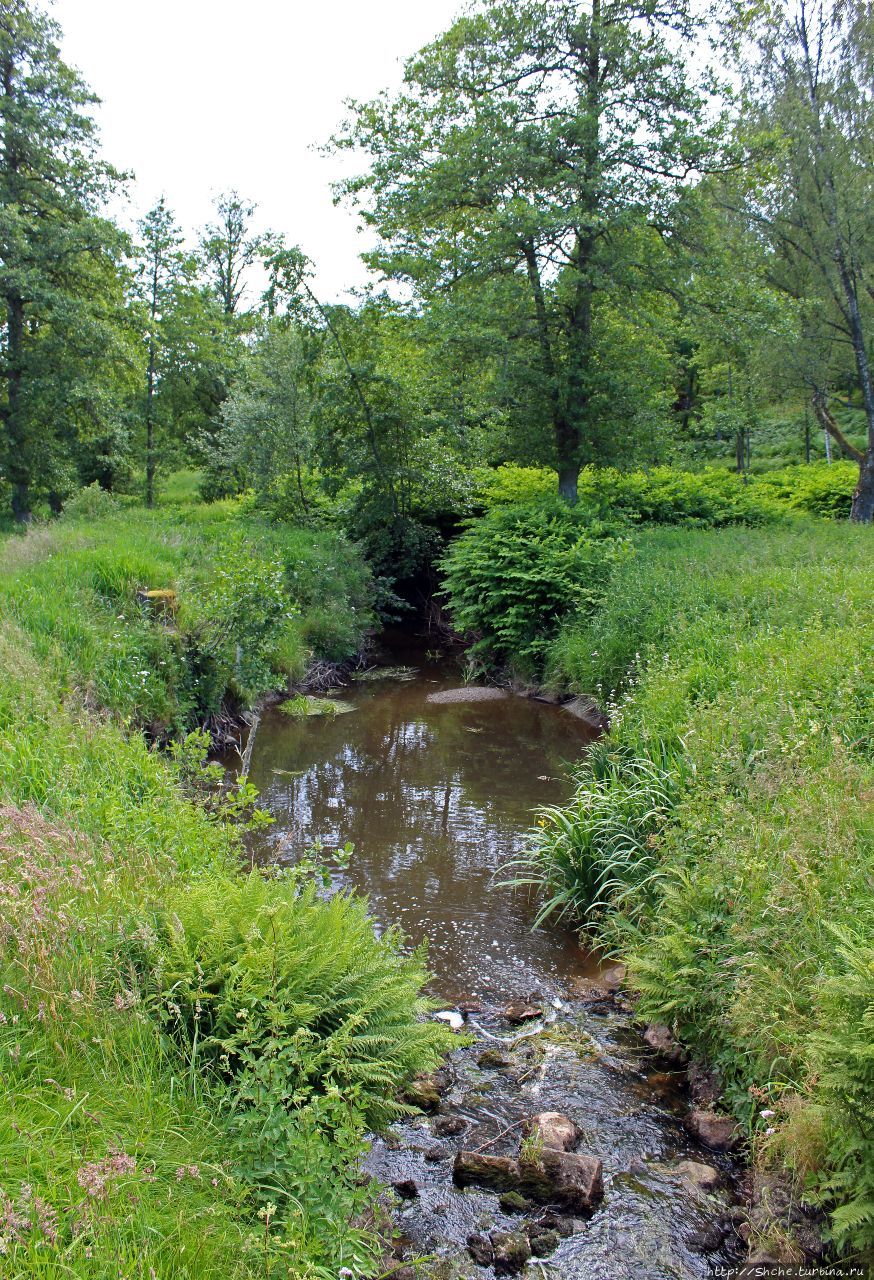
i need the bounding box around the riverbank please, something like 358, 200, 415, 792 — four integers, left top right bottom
523, 520, 874, 1266
0, 504, 452, 1278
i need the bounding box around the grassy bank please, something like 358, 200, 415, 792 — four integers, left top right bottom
0, 488, 374, 733
525, 521, 873, 1262
0, 503, 451, 1277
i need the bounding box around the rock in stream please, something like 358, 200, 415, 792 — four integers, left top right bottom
366, 990, 744, 1279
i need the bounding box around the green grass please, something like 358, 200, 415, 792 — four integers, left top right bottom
531, 520, 874, 1261
0, 500, 448, 1278
0, 496, 374, 732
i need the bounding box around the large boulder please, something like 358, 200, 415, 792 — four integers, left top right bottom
522, 1111, 580, 1152
453, 1148, 603, 1213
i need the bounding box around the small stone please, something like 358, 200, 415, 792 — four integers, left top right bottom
522, 1111, 580, 1152
424, 1144, 446, 1162
600, 962, 626, 990
402, 1077, 441, 1112
434, 1114, 467, 1137
532, 1211, 576, 1238
642, 1023, 688, 1065
675, 1160, 722, 1194
467, 1232, 494, 1267
477, 1047, 512, 1069
529, 1229, 560, 1257
685, 1109, 740, 1151
434, 1010, 464, 1030
392, 1179, 419, 1200
502, 999, 542, 1024
687, 1221, 727, 1253
490, 1230, 532, 1275
498, 1190, 532, 1213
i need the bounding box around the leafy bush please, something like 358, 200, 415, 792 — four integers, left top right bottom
61, 480, 118, 520
440, 501, 630, 674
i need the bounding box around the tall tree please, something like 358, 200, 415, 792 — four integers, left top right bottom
0, 0, 125, 520
335, 0, 723, 500
729, 0, 874, 519
199, 191, 261, 319
135, 198, 187, 507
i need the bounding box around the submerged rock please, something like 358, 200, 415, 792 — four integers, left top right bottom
427, 687, 509, 704
402, 1074, 442, 1112
675, 1160, 722, 1194
477, 1047, 513, 1070
498, 1190, 532, 1214
392, 1178, 419, 1199
502, 999, 542, 1024
685, 1109, 740, 1152
434, 1114, 467, 1137
453, 1148, 604, 1213
466, 1232, 494, 1267
529, 1228, 561, 1257
522, 1111, 580, 1152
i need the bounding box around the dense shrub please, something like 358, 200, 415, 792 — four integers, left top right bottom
756, 461, 857, 518
439, 501, 629, 675
477, 461, 856, 526
0, 506, 374, 731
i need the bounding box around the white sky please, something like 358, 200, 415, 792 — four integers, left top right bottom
54, 0, 463, 302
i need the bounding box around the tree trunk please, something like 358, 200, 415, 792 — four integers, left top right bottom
558, 464, 580, 504
850, 448, 874, 523
145, 337, 156, 509
6, 292, 31, 523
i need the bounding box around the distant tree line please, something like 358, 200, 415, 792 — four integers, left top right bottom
1, 0, 872, 531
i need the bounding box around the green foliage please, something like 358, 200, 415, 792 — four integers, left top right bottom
440, 501, 630, 674
756, 461, 857, 518
0, 503, 373, 730
810, 927, 874, 1256
506, 745, 681, 926
145, 871, 452, 1130
542, 519, 874, 1255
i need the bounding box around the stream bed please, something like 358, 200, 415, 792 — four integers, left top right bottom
243, 637, 745, 1278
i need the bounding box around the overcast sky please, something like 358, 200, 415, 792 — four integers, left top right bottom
54, 0, 463, 301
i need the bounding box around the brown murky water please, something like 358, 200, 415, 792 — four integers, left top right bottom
244, 639, 597, 1001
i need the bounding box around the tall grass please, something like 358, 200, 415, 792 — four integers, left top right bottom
0, 504, 446, 1278
540, 520, 874, 1261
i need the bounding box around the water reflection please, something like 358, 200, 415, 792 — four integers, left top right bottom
245, 648, 597, 1000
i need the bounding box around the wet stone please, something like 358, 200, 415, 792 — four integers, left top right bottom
675, 1159, 722, 1194
502, 999, 542, 1024
530, 1229, 561, 1257
402, 1075, 441, 1112
498, 1190, 532, 1214
466, 1232, 494, 1267
490, 1230, 532, 1275
424, 1143, 447, 1162
642, 1022, 688, 1065
477, 1047, 512, 1070
685, 1109, 740, 1151
688, 1220, 729, 1253
522, 1110, 580, 1152
434, 1114, 467, 1137
392, 1178, 419, 1200
453, 1148, 604, 1213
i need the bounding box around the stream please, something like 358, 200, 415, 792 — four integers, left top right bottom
242, 636, 744, 1279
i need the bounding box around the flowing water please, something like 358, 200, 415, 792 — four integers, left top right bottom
243, 636, 743, 1279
